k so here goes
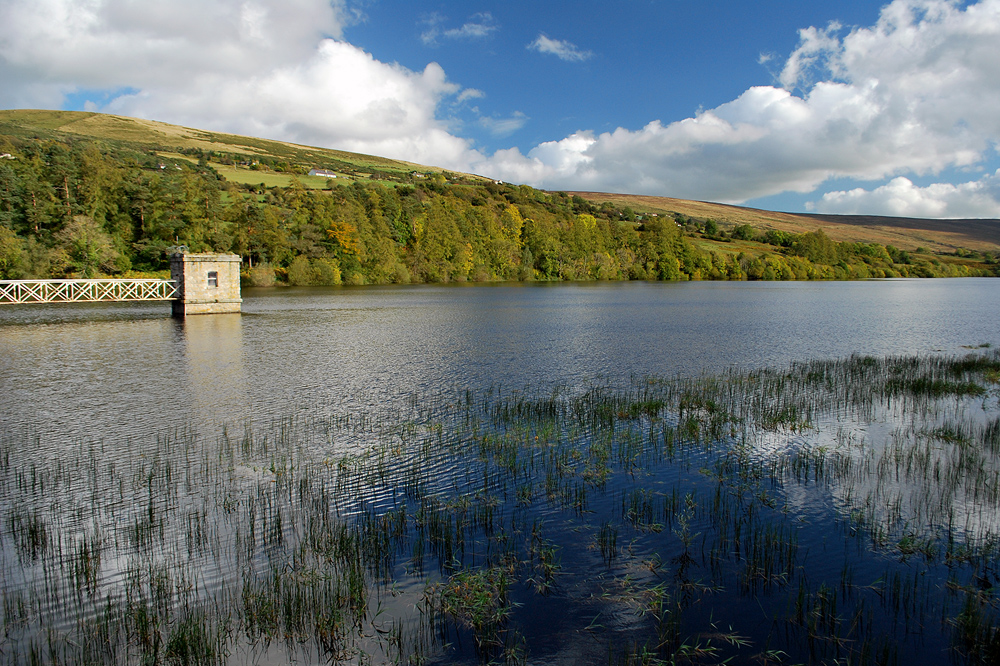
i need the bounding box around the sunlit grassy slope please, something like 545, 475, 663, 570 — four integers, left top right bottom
0, 109, 459, 181
2, 109, 997, 253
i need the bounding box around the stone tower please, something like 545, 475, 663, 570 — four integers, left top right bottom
170, 253, 242, 317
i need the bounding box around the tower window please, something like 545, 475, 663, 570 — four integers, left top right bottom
207, 271, 218, 288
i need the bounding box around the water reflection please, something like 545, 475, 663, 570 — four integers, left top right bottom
0, 313, 184, 444
178, 313, 249, 429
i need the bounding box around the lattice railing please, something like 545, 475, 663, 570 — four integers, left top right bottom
0, 279, 180, 304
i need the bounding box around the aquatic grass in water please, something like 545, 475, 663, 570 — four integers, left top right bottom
1, 351, 1000, 663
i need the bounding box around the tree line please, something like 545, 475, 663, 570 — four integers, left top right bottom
0, 134, 995, 284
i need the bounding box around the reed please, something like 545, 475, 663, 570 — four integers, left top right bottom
1, 350, 999, 664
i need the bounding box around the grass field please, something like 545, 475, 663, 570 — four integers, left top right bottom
155, 152, 350, 188
210, 165, 339, 189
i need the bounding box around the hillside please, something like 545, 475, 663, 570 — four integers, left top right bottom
4, 109, 996, 254
0, 109, 480, 186
566, 192, 1000, 254
0, 109, 996, 283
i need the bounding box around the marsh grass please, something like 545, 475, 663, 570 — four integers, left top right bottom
1, 351, 1000, 664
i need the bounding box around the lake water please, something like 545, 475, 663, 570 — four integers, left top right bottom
1, 278, 999, 665
1, 278, 997, 445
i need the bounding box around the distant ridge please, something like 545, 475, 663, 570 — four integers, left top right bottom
802, 213, 1000, 253
566, 192, 1000, 253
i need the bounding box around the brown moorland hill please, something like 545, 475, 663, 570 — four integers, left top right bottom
565, 191, 1000, 253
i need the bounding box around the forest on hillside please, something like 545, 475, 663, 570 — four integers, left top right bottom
0, 133, 996, 284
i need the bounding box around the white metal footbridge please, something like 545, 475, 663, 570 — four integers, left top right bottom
0, 279, 179, 305
1, 254, 242, 316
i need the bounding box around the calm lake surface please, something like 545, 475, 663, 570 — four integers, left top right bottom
2, 278, 999, 665
1, 278, 997, 444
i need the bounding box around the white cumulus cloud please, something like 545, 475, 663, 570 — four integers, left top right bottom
473, 0, 1000, 215
0, 0, 345, 96
808, 172, 1000, 218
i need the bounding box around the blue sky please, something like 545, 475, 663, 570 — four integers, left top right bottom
348, 2, 881, 149
2, 0, 999, 217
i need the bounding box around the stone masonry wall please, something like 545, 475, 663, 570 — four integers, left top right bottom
170, 253, 242, 316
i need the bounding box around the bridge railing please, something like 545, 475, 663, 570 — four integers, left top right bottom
0, 279, 180, 304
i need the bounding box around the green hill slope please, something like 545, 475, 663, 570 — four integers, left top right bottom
0, 109, 996, 283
